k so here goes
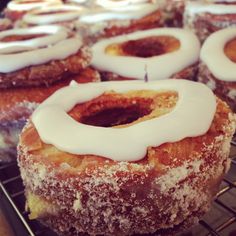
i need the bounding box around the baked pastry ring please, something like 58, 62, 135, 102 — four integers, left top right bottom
91, 28, 200, 81
75, 2, 162, 42
18, 79, 236, 235
4, 0, 62, 21
184, 1, 236, 42
199, 27, 236, 112
22, 4, 87, 29
0, 25, 91, 88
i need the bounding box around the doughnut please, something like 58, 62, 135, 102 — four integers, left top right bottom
184, 1, 236, 42
75, 1, 162, 43
91, 28, 200, 81
18, 79, 236, 235
199, 27, 236, 112
22, 4, 88, 29
0, 25, 91, 88
4, 0, 62, 21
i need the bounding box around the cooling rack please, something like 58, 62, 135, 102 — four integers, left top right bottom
0, 137, 236, 236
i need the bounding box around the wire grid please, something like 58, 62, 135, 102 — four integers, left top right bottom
0, 137, 236, 236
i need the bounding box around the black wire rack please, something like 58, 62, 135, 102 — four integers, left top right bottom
0, 136, 236, 236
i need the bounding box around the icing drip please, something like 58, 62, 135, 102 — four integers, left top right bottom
32, 79, 216, 162
200, 27, 236, 82
185, 2, 236, 15
7, 0, 62, 11
0, 25, 82, 73
79, 3, 159, 23
23, 5, 88, 25
91, 28, 200, 80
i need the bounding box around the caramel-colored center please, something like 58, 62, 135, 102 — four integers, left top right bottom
105, 36, 180, 58
69, 90, 178, 128
0, 34, 48, 42
224, 37, 236, 63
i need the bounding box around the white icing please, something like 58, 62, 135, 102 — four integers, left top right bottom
91, 28, 200, 80
0, 25, 82, 73
200, 27, 236, 82
23, 5, 88, 25
67, 0, 87, 3
185, 2, 236, 15
0, 25, 68, 54
7, 0, 62, 11
96, 0, 151, 8
32, 79, 216, 162
79, 3, 159, 23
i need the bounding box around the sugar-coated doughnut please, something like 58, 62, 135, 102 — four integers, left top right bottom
18, 79, 236, 235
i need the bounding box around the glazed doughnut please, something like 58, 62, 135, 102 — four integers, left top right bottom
184, 1, 236, 42
18, 79, 236, 235
0, 25, 91, 88
91, 28, 200, 81
199, 27, 236, 112
75, 1, 162, 42
22, 4, 87, 29
4, 0, 62, 21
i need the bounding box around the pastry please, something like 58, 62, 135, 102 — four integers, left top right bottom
18, 79, 236, 235
0, 25, 90, 88
75, 1, 162, 43
184, 1, 236, 42
91, 28, 200, 81
21, 4, 87, 29
4, 0, 62, 21
199, 27, 236, 112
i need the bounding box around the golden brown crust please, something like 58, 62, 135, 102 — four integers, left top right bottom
18, 88, 236, 235
77, 10, 163, 44
103, 10, 163, 38
0, 46, 91, 89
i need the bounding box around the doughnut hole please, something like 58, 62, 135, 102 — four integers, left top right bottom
224, 37, 236, 63
69, 90, 178, 128
105, 36, 180, 58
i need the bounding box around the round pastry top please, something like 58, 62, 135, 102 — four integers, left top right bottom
23, 5, 87, 25
185, 2, 236, 15
79, 3, 159, 23
32, 79, 216, 162
7, 0, 62, 11
200, 27, 236, 82
0, 25, 82, 73
91, 28, 200, 80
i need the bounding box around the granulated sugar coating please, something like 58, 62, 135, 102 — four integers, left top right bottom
18, 88, 236, 236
